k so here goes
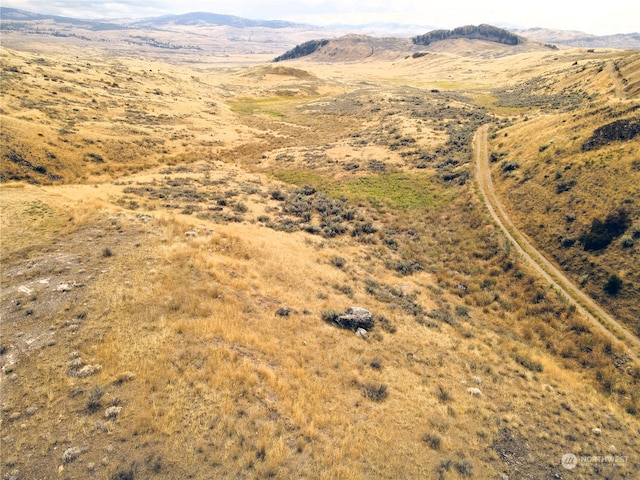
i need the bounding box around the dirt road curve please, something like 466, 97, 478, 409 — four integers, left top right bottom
474, 125, 640, 361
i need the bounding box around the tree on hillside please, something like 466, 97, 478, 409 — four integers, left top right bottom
413, 24, 521, 47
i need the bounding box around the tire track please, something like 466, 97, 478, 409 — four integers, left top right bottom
474, 124, 640, 361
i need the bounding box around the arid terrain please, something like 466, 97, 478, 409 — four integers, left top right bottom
1, 12, 639, 480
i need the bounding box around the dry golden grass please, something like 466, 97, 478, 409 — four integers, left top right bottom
2, 33, 640, 480
487, 51, 640, 335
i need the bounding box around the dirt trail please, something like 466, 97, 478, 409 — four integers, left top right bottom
474, 125, 640, 361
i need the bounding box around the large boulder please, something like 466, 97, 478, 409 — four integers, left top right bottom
323, 307, 374, 331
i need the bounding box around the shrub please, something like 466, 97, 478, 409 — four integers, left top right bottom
385, 259, 424, 276
375, 314, 397, 333
455, 459, 474, 477
501, 160, 519, 172
329, 256, 346, 269
333, 284, 354, 297
437, 385, 451, 403
111, 466, 135, 480
428, 308, 458, 327
362, 383, 388, 402
556, 179, 576, 193
620, 235, 634, 248
513, 353, 543, 372
422, 433, 442, 450
603, 274, 622, 296
85, 152, 104, 163
232, 201, 248, 213
351, 221, 377, 237
270, 189, 285, 201
580, 209, 631, 250
87, 385, 105, 412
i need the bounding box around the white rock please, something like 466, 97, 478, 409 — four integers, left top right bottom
467, 387, 482, 396
17, 285, 33, 295
55, 283, 71, 292
355, 328, 368, 338
105, 406, 122, 419
62, 446, 84, 464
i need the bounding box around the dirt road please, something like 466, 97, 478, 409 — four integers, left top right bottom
474, 125, 640, 360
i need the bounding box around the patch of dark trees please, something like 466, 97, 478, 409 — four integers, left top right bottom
273, 39, 330, 62
412, 24, 522, 47
582, 118, 640, 151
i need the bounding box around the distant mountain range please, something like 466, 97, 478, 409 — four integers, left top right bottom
515, 27, 640, 49
132, 11, 300, 29
1, 7, 639, 49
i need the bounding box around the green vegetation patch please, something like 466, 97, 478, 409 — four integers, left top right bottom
330, 172, 442, 211
272, 170, 327, 188
230, 96, 305, 117
274, 170, 444, 212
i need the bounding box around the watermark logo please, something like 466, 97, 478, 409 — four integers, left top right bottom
561, 453, 628, 470
561, 453, 577, 470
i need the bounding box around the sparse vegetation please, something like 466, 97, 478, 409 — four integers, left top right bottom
1, 20, 639, 480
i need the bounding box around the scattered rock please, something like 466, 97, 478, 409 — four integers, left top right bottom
471, 376, 482, 384
67, 358, 84, 369
62, 446, 85, 464
8, 412, 21, 422
592, 427, 602, 436
275, 307, 291, 317
55, 283, 71, 292
5, 469, 19, 480
68, 364, 102, 378
105, 406, 122, 419
17, 285, 33, 295
355, 327, 368, 339
467, 388, 482, 396
184, 231, 198, 237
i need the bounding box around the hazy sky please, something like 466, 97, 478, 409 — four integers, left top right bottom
3, 0, 639, 35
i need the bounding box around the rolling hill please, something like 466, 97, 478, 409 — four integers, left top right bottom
1, 11, 639, 480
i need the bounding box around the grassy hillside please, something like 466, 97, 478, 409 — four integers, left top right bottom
488, 50, 640, 336
1, 35, 639, 480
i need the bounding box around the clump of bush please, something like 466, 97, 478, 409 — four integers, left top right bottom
87, 385, 105, 412
500, 160, 519, 173
422, 433, 442, 450
603, 274, 622, 296
580, 209, 631, 251
362, 383, 388, 402
620, 235, 634, 248
329, 256, 346, 269
513, 352, 543, 372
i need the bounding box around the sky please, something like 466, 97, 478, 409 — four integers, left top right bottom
2, 0, 639, 36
